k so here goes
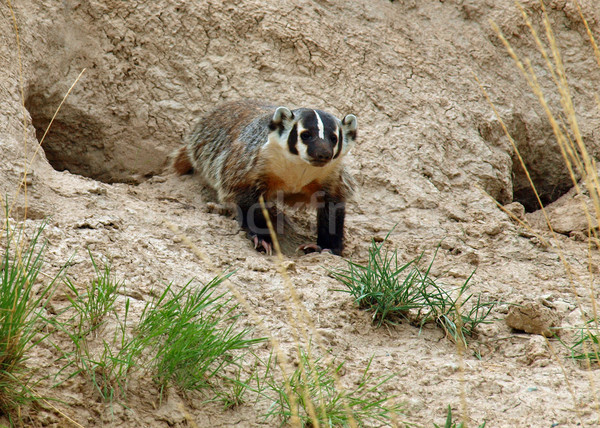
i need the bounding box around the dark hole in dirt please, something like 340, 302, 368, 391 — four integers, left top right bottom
25, 90, 112, 182
511, 154, 573, 213
512, 181, 572, 213
501, 111, 575, 213
24, 89, 144, 184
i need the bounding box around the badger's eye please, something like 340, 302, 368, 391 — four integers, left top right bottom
300, 132, 311, 141
330, 134, 338, 144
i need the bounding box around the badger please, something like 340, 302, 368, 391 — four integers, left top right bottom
173, 99, 357, 255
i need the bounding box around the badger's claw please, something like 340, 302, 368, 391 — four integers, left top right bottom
297, 243, 321, 254
297, 243, 334, 254
252, 235, 273, 255
297, 243, 339, 255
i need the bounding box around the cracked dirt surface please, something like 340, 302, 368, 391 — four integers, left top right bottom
3, 0, 600, 426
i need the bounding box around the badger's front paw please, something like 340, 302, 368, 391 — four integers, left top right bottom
297, 243, 339, 255
250, 234, 273, 255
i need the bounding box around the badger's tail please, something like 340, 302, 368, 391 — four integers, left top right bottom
171, 146, 194, 175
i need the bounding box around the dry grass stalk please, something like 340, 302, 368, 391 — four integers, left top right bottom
484, 0, 600, 422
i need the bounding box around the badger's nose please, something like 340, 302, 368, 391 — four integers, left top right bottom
308, 139, 333, 164
314, 150, 332, 161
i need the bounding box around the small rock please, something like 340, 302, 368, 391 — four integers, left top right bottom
505, 301, 562, 337
540, 295, 573, 314
125, 289, 144, 300
74, 215, 121, 230
504, 202, 525, 221
24, 172, 34, 187
547, 194, 598, 234
443, 205, 469, 222
484, 221, 506, 236
155, 389, 187, 425
281, 260, 296, 273
462, 251, 480, 266
406, 396, 425, 413
495, 304, 510, 314
517, 227, 536, 238
525, 335, 549, 365
150, 175, 167, 183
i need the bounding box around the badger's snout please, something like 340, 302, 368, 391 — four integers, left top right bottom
307, 139, 333, 166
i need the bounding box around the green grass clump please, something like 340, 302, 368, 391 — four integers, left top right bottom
64, 250, 122, 332
332, 240, 428, 327
56, 260, 264, 404
212, 362, 257, 409
136, 274, 265, 397
57, 314, 135, 403
419, 272, 496, 347
333, 237, 496, 345
263, 348, 403, 427
56, 253, 134, 402
0, 215, 59, 418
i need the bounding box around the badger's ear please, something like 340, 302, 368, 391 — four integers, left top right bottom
269, 107, 294, 131
341, 114, 357, 134
341, 114, 357, 155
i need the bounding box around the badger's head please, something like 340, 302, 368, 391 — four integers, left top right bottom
268, 106, 357, 167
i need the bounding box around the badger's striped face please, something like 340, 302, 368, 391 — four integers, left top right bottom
268, 107, 357, 167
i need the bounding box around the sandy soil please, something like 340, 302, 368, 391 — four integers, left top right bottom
3, 0, 600, 426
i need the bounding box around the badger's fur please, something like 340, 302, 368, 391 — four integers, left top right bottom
173, 99, 357, 255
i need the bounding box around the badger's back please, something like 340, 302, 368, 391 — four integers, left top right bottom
177, 100, 275, 199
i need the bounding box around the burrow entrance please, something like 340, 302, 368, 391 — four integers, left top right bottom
25, 90, 114, 181
25, 87, 161, 184
512, 160, 574, 213
510, 132, 574, 213
480, 113, 574, 213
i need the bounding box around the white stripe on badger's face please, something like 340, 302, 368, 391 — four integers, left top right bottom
314, 110, 325, 139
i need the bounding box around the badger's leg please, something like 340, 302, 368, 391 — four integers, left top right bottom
300, 195, 345, 256
317, 196, 345, 255
236, 190, 273, 255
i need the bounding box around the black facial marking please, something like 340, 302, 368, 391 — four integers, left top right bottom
288, 123, 298, 155
333, 127, 343, 159
299, 110, 318, 140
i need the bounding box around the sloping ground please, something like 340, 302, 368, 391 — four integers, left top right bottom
2, 0, 600, 426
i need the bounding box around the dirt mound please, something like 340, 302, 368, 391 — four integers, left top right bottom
2, 0, 600, 426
